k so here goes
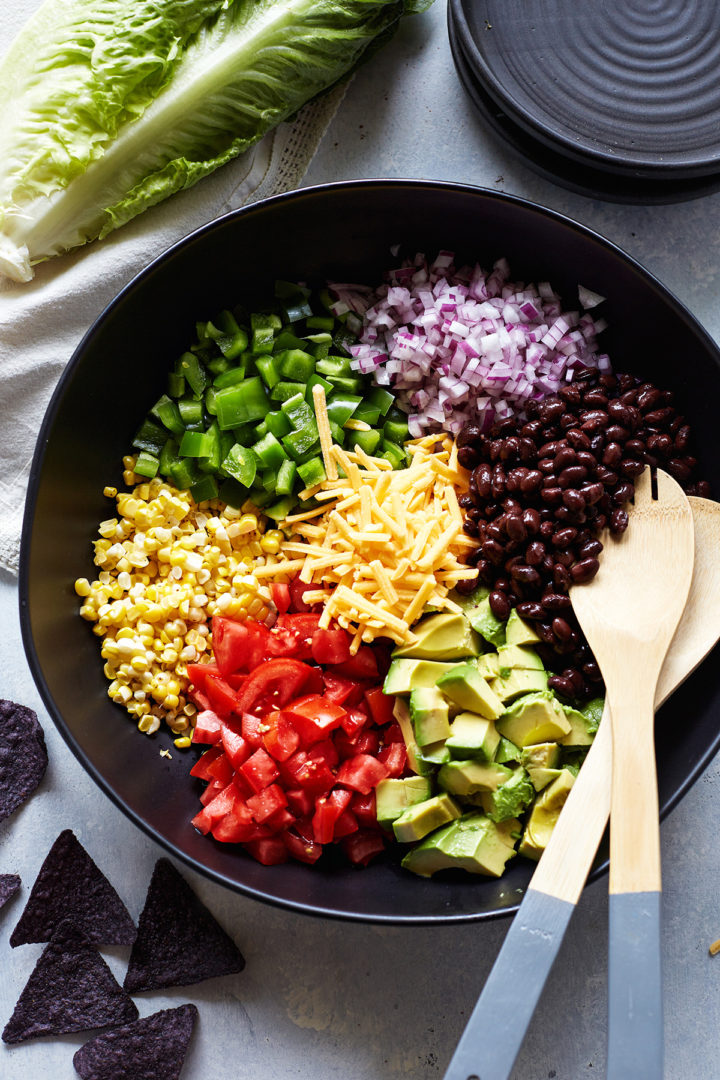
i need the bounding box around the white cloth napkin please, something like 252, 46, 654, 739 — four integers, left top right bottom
0, 35, 347, 575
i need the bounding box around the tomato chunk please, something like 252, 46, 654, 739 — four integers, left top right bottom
191, 709, 223, 745
212, 617, 270, 675
283, 695, 346, 745
239, 747, 280, 793
342, 828, 386, 866
247, 783, 288, 824
364, 687, 396, 726
271, 582, 291, 614
236, 658, 321, 714
311, 627, 353, 665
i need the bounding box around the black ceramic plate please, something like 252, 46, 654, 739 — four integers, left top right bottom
452, 0, 720, 180
448, 3, 720, 205
19, 180, 720, 923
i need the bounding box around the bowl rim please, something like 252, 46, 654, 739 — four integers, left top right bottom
18, 177, 720, 924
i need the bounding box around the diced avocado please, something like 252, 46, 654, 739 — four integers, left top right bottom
375, 776, 433, 829
495, 736, 522, 764
393, 613, 481, 661
505, 609, 542, 646
526, 766, 563, 792
409, 686, 452, 747
400, 812, 519, 878
392, 699, 435, 777
392, 793, 462, 843
416, 740, 451, 767
477, 652, 501, 681
478, 767, 536, 823
438, 758, 512, 796
384, 659, 460, 695
436, 663, 504, 719
496, 691, 572, 747
518, 768, 576, 861
466, 596, 506, 648
446, 712, 500, 762
560, 706, 596, 747
520, 742, 562, 771
496, 644, 545, 676
491, 667, 549, 703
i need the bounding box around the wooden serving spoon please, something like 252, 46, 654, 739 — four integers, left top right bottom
442, 491, 719, 1080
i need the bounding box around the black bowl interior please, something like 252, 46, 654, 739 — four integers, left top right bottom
20, 179, 720, 923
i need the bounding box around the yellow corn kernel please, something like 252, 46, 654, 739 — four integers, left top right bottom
103, 485, 118, 498
74, 578, 92, 597
237, 513, 258, 534
260, 535, 280, 555
173, 736, 192, 749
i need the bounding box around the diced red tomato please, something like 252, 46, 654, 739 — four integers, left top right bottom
191, 708, 223, 745
262, 712, 301, 762
263, 806, 296, 833
283, 694, 347, 745
204, 751, 235, 787
239, 747, 280, 793
271, 582, 291, 614
284, 787, 315, 818
378, 742, 407, 778
283, 826, 324, 864
352, 730, 381, 757
311, 627, 352, 665
322, 671, 366, 707
288, 576, 319, 613
190, 745, 225, 781
326, 646, 378, 681
212, 617, 271, 675
221, 727, 252, 771
382, 720, 406, 744
191, 806, 214, 834
211, 798, 258, 843
336, 753, 389, 794
339, 706, 369, 737
199, 782, 237, 824
350, 790, 378, 827
247, 783, 288, 823
199, 777, 228, 806
342, 828, 386, 866
203, 673, 243, 716
244, 836, 289, 865
333, 809, 359, 839
241, 712, 265, 748
236, 658, 322, 714
364, 687, 395, 726
311, 788, 353, 844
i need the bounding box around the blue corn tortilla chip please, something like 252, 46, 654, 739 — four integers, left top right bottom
10, 829, 136, 947
0, 874, 20, 910
73, 1004, 198, 1080
123, 859, 245, 993
0, 698, 47, 823
2, 919, 138, 1044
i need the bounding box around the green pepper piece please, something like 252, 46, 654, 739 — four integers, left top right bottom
306, 316, 335, 332
305, 373, 334, 402
132, 419, 168, 456
366, 387, 395, 416
215, 377, 270, 429
205, 313, 249, 360
272, 330, 306, 352
281, 392, 316, 433
179, 430, 212, 458
277, 349, 316, 383
206, 355, 233, 376
205, 387, 218, 416
198, 421, 224, 473
177, 352, 210, 398
329, 420, 346, 446
383, 414, 410, 444
326, 395, 361, 427
275, 458, 297, 495
282, 428, 321, 462
264, 495, 297, 521
232, 424, 256, 447
247, 486, 273, 508
150, 395, 185, 436
261, 468, 277, 492
167, 372, 185, 398
169, 457, 204, 489
177, 398, 204, 427
221, 443, 258, 488
218, 478, 248, 509
326, 374, 362, 395
297, 457, 327, 488
252, 431, 288, 471
254, 419, 269, 440
270, 380, 306, 403
317, 355, 353, 379
283, 299, 313, 323
256, 354, 281, 390
134, 450, 160, 479
191, 474, 219, 503
381, 439, 408, 469
348, 428, 381, 457
265, 410, 292, 439
158, 438, 180, 478
252, 326, 276, 353
351, 400, 382, 427
213, 366, 248, 390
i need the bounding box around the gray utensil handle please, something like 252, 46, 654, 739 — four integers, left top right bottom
607, 891, 663, 1080
442, 889, 574, 1080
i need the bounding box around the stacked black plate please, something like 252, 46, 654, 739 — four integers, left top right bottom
448, 0, 720, 203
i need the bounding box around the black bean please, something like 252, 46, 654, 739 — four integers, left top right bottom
570, 557, 600, 584
610, 508, 629, 534
489, 590, 511, 620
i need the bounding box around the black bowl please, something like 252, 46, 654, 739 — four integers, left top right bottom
19, 179, 720, 923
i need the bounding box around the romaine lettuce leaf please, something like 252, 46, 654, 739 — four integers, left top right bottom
0, 0, 433, 282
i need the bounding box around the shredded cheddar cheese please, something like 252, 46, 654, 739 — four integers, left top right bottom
274, 434, 478, 648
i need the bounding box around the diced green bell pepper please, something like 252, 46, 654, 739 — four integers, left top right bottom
348, 428, 381, 456
177, 352, 210, 397
265, 410, 292, 439
326, 395, 361, 427
270, 380, 306, 403
150, 395, 185, 436
134, 450, 160, 478
190, 474, 219, 503
215, 377, 270, 429
221, 443, 258, 488
297, 457, 327, 488
252, 431, 288, 471
256, 354, 281, 390
177, 399, 204, 427
277, 348, 316, 382
132, 419, 168, 456
275, 458, 297, 495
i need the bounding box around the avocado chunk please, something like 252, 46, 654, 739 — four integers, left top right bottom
495, 736, 522, 764
560, 706, 596, 747
400, 812, 519, 878
518, 768, 576, 860
384, 658, 460, 695
491, 667, 549, 703
477, 652, 501, 681
393, 613, 481, 661
409, 686, 452, 747
505, 609, 541, 646
496, 691, 572, 747
496, 643, 545, 676
520, 742, 562, 771
478, 767, 536, 823
466, 596, 506, 648
438, 758, 512, 796
375, 776, 433, 829
436, 663, 504, 719
392, 698, 436, 777
446, 712, 500, 761
526, 766, 563, 792
392, 793, 462, 843
416, 740, 451, 767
